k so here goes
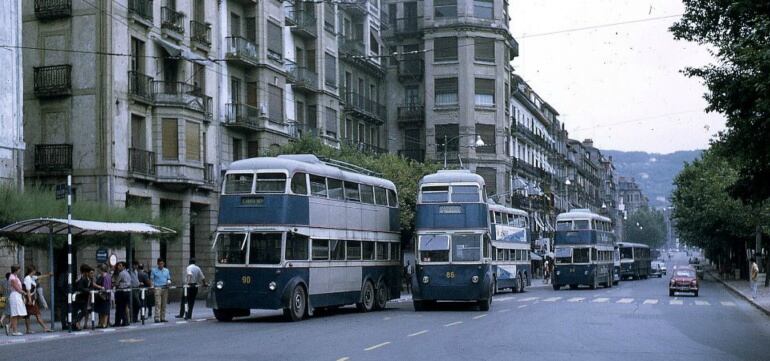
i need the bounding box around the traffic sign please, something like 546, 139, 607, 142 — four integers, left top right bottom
96, 248, 108, 263
55, 183, 67, 200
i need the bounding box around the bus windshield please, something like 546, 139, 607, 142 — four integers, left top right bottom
255, 173, 287, 193
249, 232, 282, 264
452, 234, 481, 261
620, 247, 633, 260
556, 221, 572, 231
574, 220, 590, 230
216, 233, 247, 264
421, 186, 449, 203
419, 234, 449, 262
554, 247, 572, 264
573, 248, 590, 263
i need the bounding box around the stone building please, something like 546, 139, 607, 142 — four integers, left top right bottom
618, 176, 648, 215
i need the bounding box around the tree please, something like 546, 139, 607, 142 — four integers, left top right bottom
622, 208, 667, 249
670, 1, 770, 204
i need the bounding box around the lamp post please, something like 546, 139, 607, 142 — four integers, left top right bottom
564, 178, 571, 212
442, 134, 485, 169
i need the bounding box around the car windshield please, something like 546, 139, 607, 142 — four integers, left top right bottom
675, 270, 695, 277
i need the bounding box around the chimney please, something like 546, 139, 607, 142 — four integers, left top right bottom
583, 139, 594, 148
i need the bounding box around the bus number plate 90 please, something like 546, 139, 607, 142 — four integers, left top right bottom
445, 271, 455, 279
241, 276, 252, 284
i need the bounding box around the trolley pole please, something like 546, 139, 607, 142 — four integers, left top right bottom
67, 175, 73, 332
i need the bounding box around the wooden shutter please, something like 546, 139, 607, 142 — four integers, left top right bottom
185, 121, 200, 161
434, 37, 457, 61
161, 118, 178, 160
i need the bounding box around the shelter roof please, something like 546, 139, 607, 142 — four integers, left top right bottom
0, 218, 176, 236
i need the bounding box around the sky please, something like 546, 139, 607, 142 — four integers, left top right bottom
509, 0, 726, 154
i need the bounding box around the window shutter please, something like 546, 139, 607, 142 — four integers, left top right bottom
267, 22, 283, 59
268, 84, 283, 123
325, 107, 338, 137
185, 121, 200, 161
434, 37, 457, 61
435, 77, 458, 105
325, 53, 337, 87
474, 38, 495, 62
161, 118, 178, 160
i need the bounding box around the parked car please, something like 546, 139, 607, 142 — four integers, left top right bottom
669, 268, 699, 297
693, 264, 704, 280
651, 261, 667, 277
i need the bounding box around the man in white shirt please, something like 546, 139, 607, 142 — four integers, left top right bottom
177, 258, 207, 320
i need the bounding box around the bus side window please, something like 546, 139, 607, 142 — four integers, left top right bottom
483, 234, 491, 259
291, 173, 308, 195
376, 242, 388, 260
286, 233, 309, 260
310, 175, 327, 198
489, 211, 496, 224
502, 213, 509, 225
592, 248, 598, 262
312, 239, 330, 260
374, 187, 388, 206
390, 243, 400, 261
387, 189, 399, 208
330, 240, 345, 260
360, 184, 375, 204
344, 181, 361, 202
362, 241, 375, 260
346, 241, 362, 260
328, 179, 344, 200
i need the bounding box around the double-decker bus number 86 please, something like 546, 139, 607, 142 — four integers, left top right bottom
241, 275, 252, 284
445, 271, 456, 279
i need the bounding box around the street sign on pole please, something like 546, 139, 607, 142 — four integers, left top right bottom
55, 183, 67, 200
96, 248, 108, 264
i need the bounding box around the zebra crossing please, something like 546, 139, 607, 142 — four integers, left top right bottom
492, 295, 740, 308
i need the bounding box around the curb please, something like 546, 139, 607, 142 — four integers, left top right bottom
707, 271, 770, 317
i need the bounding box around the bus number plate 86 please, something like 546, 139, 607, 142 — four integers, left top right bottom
241, 276, 252, 284
446, 272, 455, 279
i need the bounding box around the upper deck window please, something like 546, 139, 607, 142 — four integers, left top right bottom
502, 213, 510, 225
360, 185, 375, 204
310, 175, 327, 197
489, 211, 496, 224
344, 181, 361, 202
255, 173, 287, 193
224, 174, 254, 194
374, 187, 388, 205
328, 178, 344, 200
421, 186, 449, 203
451, 185, 480, 202
291, 173, 308, 195
556, 221, 572, 231
387, 189, 399, 207
215, 233, 247, 264
249, 233, 281, 264
574, 220, 590, 230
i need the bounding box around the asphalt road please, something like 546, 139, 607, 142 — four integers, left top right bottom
3, 253, 770, 361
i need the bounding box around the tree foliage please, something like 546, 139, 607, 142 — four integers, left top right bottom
273, 136, 441, 241
622, 208, 667, 249
670, 0, 770, 203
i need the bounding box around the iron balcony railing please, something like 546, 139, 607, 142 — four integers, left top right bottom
225, 36, 258, 65
34, 0, 72, 20
397, 103, 424, 122
386, 18, 423, 37
341, 139, 387, 155
161, 6, 185, 34
204, 163, 215, 184
128, 71, 154, 103
343, 90, 386, 121
289, 10, 318, 38
152, 81, 212, 118
34, 65, 72, 97
397, 58, 424, 80
128, 0, 153, 22
35, 144, 72, 172
287, 65, 319, 92
190, 20, 211, 46
398, 149, 425, 162
338, 36, 365, 57
338, 1, 367, 16
225, 103, 260, 128
128, 148, 156, 176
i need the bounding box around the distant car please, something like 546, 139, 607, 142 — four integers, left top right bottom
692, 264, 704, 280
650, 261, 666, 277
670, 268, 698, 297
688, 257, 700, 265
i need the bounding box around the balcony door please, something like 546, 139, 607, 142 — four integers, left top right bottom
230, 13, 241, 37
404, 2, 418, 30
404, 86, 419, 106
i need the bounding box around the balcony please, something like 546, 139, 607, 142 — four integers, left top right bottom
34, 0, 71, 20
128, 0, 153, 24
128, 148, 156, 178
398, 58, 423, 81
34, 144, 72, 173
128, 71, 154, 104
224, 103, 261, 131
343, 90, 386, 124
152, 81, 213, 119
384, 18, 423, 38
286, 65, 319, 93
190, 20, 211, 48
341, 139, 387, 155
225, 36, 258, 67
398, 149, 425, 162
289, 11, 318, 38
397, 103, 424, 127
338, 36, 365, 58
338, 1, 368, 17
34, 65, 71, 98
512, 122, 551, 149
161, 6, 185, 35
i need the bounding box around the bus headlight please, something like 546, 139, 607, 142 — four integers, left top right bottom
422, 276, 430, 284
556, 270, 560, 276
216, 281, 224, 290
584, 270, 589, 275
471, 275, 479, 283
268, 281, 277, 291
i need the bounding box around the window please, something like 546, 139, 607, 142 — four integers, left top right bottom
130, 37, 145, 73
435, 78, 459, 106
376, 242, 388, 260
387, 189, 398, 207
422, 186, 449, 203
574, 220, 590, 229
620, 247, 633, 260
452, 186, 480, 202
347, 241, 362, 260
232, 138, 242, 161
268, 84, 283, 122
435, 124, 459, 152
573, 248, 590, 263
312, 240, 329, 260
592, 248, 598, 262
419, 234, 449, 262
291, 173, 308, 195
286, 233, 309, 260
324, 53, 337, 87
473, 0, 493, 19
224, 173, 253, 194
255, 173, 287, 193
474, 38, 495, 62
477, 167, 497, 196
324, 3, 335, 32
433, 37, 457, 62
374, 187, 388, 205
161, 118, 178, 160
310, 175, 327, 197
362, 241, 375, 260
267, 21, 283, 61
476, 124, 496, 153
556, 221, 572, 231
215, 233, 247, 264
325, 106, 338, 137
249, 233, 281, 264
360, 185, 375, 204
475, 78, 495, 106
344, 181, 361, 202
434, 0, 457, 18
185, 121, 200, 161
390, 243, 400, 261
330, 240, 345, 260
327, 178, 344, 200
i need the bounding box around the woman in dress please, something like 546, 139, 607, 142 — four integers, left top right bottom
22, 265, 51, 333
95, 264, 112, 328
7, 265, 28, 336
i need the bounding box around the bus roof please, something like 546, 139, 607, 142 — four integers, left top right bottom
556, 208, 611, 223
616, 242, 649, 249
487, 203, 528, 217
419, 170, 485, 187
228, 155, 397, 190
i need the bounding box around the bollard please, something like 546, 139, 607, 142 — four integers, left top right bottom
183, 284, 188, 319
90, 290, 96, 330
140, 288, 146, 325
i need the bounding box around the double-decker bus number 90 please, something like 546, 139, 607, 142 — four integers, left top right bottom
241, 276, 252, 284
445, 271, 455, 279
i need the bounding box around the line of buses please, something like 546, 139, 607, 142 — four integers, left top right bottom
207, 155, 651, 321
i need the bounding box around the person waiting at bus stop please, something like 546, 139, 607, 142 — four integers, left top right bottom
151, 258, 171, 323
113, 262, 131, 327
176, 258, 207, 320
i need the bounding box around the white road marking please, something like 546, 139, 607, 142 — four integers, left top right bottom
118, 338, 144, 343
616, 298, 634, 304
498, 309, 510, 313
444, 321, 463, 327
99, 328, 117, 332
592, 297, 610, 303
643, 299, 659, 305
383, 317, 391, 320
721, 301, 736, 307
518, 297, 539, 302
336, 357, 350, 361
517, 305, 528, 309
408, 330, 428, 337
41, 335, 61, 339
126, 326, 138, 329
670, 299, 684, 305
567, 297, 585, 303
175, 321, 188, 324
364, 342, 391, 351
542, 297, 562, 302
695, 300, 710, 306
473, 314, 488, 319
195, 319, 207, 322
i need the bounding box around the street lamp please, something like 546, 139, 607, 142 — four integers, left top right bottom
564, 178, 571, 212
442, 134, 485, 169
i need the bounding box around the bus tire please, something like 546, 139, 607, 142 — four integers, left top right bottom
553, 283, 560, 291
413, 300, 425, 311
589, 276, 597, 290
607, 273, 612, 288
569, 284, 578, 290
356, 281, 375, 313
284, 285, 307, 322
524, 273, 529, 290
517, 273, 525, 293
374, 281, 389, 310
213, 308, 233, 322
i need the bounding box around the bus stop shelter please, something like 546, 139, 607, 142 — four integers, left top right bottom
0, 218, 176, 330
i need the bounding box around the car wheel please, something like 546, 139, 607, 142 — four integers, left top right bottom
694, 291, 698, 297
669, 290, 674, 297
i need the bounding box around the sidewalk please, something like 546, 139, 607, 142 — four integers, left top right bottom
707, 268, 770, 316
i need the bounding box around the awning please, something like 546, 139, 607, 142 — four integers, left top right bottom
152, 35, 209, 64
0, 218, 176, 236
530, 252, 543, 261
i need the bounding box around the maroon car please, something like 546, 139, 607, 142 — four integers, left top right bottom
669, 268, 699, 297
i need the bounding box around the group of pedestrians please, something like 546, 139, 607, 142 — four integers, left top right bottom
0, 257, 207, 336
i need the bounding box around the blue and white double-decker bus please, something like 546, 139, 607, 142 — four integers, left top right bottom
488, 203, 531, 293
412, 170, 494, 311
552, 209, 616, 290
208, 155, 401, 321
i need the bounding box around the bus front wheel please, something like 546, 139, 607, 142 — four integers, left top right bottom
213, 308, 234, 322
284, 285, 307, 322
517, 273, 525, 293
553, 283, 560, 291
357, 281, 375, 312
